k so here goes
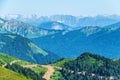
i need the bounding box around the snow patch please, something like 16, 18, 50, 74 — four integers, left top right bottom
52, 25, 63, 30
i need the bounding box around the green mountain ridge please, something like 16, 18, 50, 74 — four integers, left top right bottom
0, 33, 60, 64
60, 52, 120, 80
51, 58, 74, 67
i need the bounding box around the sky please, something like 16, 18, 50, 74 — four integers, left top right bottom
0, 0, 120, 16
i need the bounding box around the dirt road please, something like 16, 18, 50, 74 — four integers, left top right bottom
42, 65, 54, 80
2, 60, 20, 67
22, 64, 38, 68
1, 60, 56, 80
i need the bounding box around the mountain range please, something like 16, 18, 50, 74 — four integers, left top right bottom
1, 14, 120, 29
1, 15, 120, 59
31, 25, 120, 58
0, 18, 60, 38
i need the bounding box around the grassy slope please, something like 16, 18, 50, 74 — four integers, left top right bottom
0, 52, 18, 65
0, 52, 47, 79
15, 60, 33, 65
50, 59, 74, 80
15, 60, 47, 76
51, 58, 74, 67
28, 42, 48, 56
50, 68, 65, 80
0, 67, 31, 80
31, 66, 47, 76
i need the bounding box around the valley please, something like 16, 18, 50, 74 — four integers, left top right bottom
1, 16, 120, 58
0, 15, 120, 80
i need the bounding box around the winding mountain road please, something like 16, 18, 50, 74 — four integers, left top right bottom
2, 60, 21, 67
9, 60, 21, 65
1, 60, 60, 80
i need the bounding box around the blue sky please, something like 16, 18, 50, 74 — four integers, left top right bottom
0, 0, 120, 16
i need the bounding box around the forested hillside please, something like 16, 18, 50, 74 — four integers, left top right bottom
61, 52, 120, 80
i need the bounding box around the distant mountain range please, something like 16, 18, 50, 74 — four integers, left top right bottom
32, 25, 120, 58
1, 14, 120, 30
1, 15, 120, 59
0, 18, 60, 38
0, 33, 60, 64
106, 21, 120, 27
